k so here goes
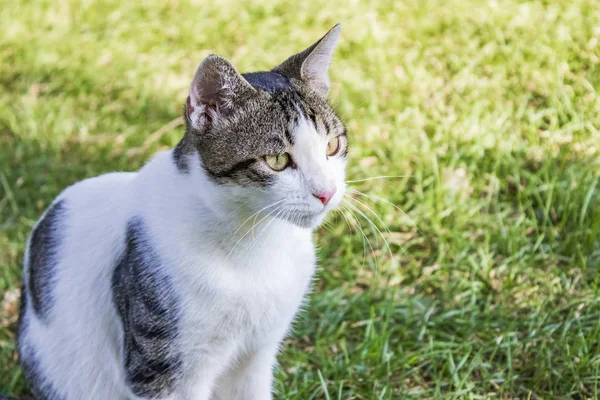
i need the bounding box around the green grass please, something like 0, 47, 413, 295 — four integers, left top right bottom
1, 0, 600, 398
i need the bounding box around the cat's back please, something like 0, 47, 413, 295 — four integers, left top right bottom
18, 171, 138, 399
22, 170, 138, 323
32, 171, 139, 282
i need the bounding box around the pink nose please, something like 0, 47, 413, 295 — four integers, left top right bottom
313, 189, 336, 205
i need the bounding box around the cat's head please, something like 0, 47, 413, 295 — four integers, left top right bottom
176, 25, 346, 229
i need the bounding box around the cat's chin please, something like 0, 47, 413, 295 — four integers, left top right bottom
282, 210, 328, 230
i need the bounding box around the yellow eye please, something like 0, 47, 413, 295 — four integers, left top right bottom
264, 153, 290, 171
326, 136, 340, 157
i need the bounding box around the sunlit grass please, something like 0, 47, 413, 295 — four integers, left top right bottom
1, 0, 600, 398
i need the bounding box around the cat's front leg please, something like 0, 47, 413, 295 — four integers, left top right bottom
212, 346, 278, 400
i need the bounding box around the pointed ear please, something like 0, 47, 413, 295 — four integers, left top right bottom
273, 24, 341, 96
186, 54, 256, 130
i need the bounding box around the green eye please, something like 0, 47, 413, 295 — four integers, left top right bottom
327, 136, 340, 156
264, 153, 291, 171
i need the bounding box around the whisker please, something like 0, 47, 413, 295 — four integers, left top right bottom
346, 175, 412, 183
233, 199, 285, 236
344, 199, 394, 265
346, 194, 392, 234
347, 188, 426, 239
335, 207, 353, 234
341, 201, 375, 270
319, 214, 335, 232
251, 203, 287, 242
250, 200, 286, 237
227, 203, 285, 260
223, 201, 247, 220
345, 194, 405, 258
339, 204, 368, 270
248, 205, 289, 252
262, 207, 297, 255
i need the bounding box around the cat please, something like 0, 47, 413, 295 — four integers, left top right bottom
14, 24, 347, 400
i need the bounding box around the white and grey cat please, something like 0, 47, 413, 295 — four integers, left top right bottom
16, 25, 347, 400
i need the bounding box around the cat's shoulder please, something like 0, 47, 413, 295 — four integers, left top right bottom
59, 171, 137, 203
44, 171, 140, 229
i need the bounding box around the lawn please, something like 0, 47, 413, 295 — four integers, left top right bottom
1, 0, 600, 398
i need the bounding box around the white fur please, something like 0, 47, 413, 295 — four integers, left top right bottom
19, 118, 346, 399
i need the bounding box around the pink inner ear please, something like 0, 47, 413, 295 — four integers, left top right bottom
187, 96, 195, 115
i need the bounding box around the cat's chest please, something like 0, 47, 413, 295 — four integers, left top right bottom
216, 238, 315, 314
175, 231, 316, 345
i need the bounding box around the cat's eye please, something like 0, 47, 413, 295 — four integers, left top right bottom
326, 136, 341, 157
264, 153, 291, 171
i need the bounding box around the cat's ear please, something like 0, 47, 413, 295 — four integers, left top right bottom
186, 54, 256, 130
273, 24, 341, 96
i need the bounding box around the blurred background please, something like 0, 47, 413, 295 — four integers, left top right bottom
1, 0, 599, 398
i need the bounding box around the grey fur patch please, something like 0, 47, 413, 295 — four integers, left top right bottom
172, 139, 190, 173
19, 345, 65, 400
16, 245, 53, 399
242, 71, 292, 92
112, 217, 182, 399
27, 199, 66, 322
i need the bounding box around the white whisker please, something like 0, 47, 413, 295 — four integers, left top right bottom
347, 188, 426, 239
227, 203, 285, 260
345, 194, 403, 258
346, 175, 412, 183
344, 199, 394, 265
247, 205, 289, 255
233, 199, 285, 236
341, 201, 376, 270
339, 204, 368, 270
